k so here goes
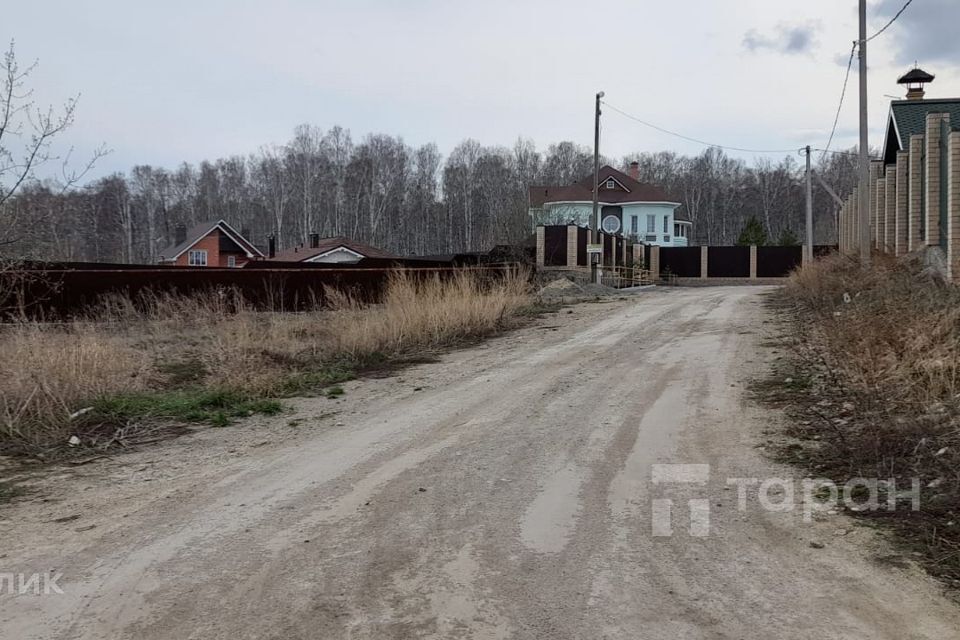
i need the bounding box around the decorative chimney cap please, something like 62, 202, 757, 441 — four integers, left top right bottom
897, 68, 935, 85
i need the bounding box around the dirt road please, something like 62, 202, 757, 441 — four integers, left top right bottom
2, 287, 959, 639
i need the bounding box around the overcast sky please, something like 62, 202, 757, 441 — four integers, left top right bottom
5, 0, 960, 179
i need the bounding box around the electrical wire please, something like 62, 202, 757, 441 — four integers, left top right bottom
819, 41, 857, 164
866, 0, 914, 42
601, 101, 799, 155
817, 0, 913, 163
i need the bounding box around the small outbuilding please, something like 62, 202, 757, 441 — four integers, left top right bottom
268, 235, 397, 264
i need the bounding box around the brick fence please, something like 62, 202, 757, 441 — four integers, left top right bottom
535, 225, 831, 283
839, 112, 960, 281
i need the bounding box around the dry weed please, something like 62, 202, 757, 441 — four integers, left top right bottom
774, 253, 960, 585
0, 268, 530, 455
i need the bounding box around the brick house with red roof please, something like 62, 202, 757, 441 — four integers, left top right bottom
158, 220, 264, 267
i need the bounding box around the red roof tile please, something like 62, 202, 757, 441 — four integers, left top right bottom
269, 237, 397, 262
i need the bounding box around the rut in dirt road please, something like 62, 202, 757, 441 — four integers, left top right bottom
2, 287, 960, 640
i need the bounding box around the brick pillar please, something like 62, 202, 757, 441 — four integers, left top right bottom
884, 165, 896, 253
838, 199, 845, 252
875, 176, 886, 253
838, 200, 844, 252
909, 134, 925, 251
650, 245, 660, 280
842, 197, 849, 253
838, 196, 850, 253
926, 113, 949, 248
869, 161, 882, 249
948, 132, 960, 282
565, 225, 577, 267
700, 245, 708, 279
840, 198, 847, 253
749, 245, 757, 279
632, 243, 644, 268
850, 189, 859, 254
896, 150, 910, 256
535, 226, 545, 267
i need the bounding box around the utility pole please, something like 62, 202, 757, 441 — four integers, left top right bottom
591, 91, 604, 283
804, 145, 813, 263
857, 0, 871, 265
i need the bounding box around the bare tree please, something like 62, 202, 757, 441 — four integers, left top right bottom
0, 41, 107, 245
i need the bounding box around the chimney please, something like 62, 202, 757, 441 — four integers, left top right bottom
897, 67, 935, 101
309, 233, 320, 249
628, 161, 640, 181
175, 224, 187, 245
268, 235, 276, 259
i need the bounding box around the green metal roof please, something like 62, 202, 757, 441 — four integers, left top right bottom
884, 99, 960, 163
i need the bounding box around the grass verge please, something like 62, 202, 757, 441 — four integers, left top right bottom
90, 389, 283, 427
0, 268, 533, 459
754, 253, 960, 589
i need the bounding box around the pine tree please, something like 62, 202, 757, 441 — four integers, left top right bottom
736, 216, 767, 246
776, 228, 799, 246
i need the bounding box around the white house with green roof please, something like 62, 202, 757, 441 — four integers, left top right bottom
528, 164, 691, 247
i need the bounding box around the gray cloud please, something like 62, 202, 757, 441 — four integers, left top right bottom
875, 0, 960, 67
743, 23, 818, 55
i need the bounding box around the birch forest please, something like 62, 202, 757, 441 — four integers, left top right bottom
1, 128, 857, 263
0, 42, 858, 263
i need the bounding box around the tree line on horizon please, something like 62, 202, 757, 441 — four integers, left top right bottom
1, 125, 858, 264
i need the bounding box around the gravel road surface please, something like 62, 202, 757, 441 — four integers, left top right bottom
2, 286, 959, 639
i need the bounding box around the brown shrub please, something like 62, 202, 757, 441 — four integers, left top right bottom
776, 254, 960, 583
784, 253, 960, 408
0, 268, 530, 454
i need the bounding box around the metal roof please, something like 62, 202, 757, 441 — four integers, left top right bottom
882, 99, 960, 164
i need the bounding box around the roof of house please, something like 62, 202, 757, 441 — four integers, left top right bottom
529, 165, 686, 219
158, 220, 263, 261
883, 98, 960, 163
269, 237, 397, 262
529, 165, 678, 206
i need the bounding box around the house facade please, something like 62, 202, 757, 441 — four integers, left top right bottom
269, 236, 397, 263
158, 220, 263, 267
528, 164, 691, 247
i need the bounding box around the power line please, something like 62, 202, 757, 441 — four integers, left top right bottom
601, 101, 799, 155
817, 1, 913, 164
820, 41, 857, 164
866, 0, 914, 42
814, 147, 876, 159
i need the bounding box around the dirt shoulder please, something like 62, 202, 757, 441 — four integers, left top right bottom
1, 287, 959, 639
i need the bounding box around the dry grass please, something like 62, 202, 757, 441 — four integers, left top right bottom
784, 253, 960, 408
0, 268, 531, 457
768, 253, 960, 585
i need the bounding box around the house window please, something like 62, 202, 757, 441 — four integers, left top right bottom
606, 179, 615, 189
227, 255, 237, 268
646, 215, 656, 233
631, 216, 639, 234
663, 216, 669, 233
663, 236, 671, 243
188, 250, 207, 266
645, 234, 657, 242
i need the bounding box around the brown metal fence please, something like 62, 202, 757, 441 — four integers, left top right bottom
1, 264, 523, 320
